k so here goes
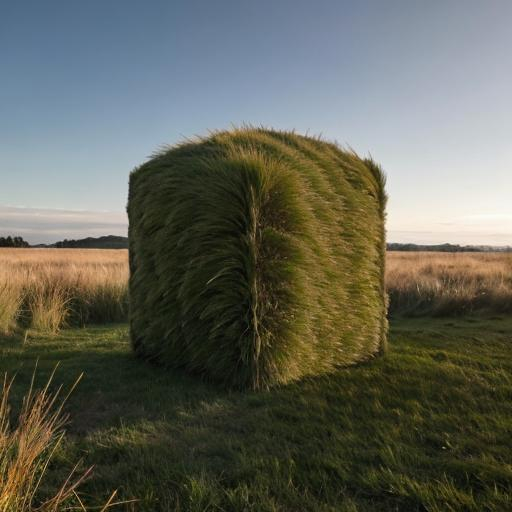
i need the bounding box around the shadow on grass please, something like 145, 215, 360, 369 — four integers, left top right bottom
1, 319, 512, 511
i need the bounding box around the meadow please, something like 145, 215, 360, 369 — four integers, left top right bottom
0, 249, 127, 335
2, 318, 511, 511
0, 248, 511, 510
1, 249, 511, 335
387, 251, 512, 315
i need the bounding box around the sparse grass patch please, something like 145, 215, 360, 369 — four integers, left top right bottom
0, 365, 124, 511
0, 364, 131, 511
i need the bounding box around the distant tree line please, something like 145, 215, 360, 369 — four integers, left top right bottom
0, 234, 128, 249
54, 238, 87, 248
387, 243, 512, 253
53, 235, 128, 249
0, 236, 30, 247
387, 243, 480, 252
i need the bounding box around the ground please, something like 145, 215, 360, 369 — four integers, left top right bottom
1, 317, 511, 511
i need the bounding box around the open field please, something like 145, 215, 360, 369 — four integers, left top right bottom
1, 249, 512, 336
0, 248, 127, 334
387, 251, 512, 316
1, 317, 511, 511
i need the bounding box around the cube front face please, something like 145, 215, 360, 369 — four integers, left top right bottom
128, 129, 387, 389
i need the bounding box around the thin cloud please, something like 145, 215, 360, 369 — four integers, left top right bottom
0, 206, 128, 245
2, 205, 511, 247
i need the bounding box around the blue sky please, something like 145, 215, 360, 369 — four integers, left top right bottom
1, 0, 511, 245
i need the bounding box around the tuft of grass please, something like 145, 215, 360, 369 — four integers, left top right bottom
0, 365, 86, 511
0, 365, 129, 511
0, 281, 22, 335
27, 284, 70, 335
128, 127, 388, 389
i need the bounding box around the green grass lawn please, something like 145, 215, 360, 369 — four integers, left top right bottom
1, 317, 511, 511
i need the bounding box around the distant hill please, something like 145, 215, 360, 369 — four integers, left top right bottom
387, 243, 512, 253
33, 235, 128, 249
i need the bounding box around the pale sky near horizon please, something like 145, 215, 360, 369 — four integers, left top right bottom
1, 0, 511, 245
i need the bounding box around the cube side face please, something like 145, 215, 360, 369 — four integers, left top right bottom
128, 151, 307, 388
128, 129, 387, 389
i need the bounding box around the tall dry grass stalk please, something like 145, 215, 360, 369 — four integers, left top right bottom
0, 281, 23, 335
387, 251, 512, 315
0, 367, 86, 511
0, 249, 128, 334
0, 365, 130, 511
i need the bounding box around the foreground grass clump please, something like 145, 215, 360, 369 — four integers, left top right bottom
128, 128, 387, 389
387, 251, 512, 315
0, 366, 123, 511
1, 318, 510, 511
0, 249, 128, 335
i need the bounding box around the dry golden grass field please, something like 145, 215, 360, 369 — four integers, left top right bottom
1, 248, 511, 335
387, 250, 512, 315
0, 248, 128, 334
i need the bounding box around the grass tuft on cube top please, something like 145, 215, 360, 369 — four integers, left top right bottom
128, 127, 387, 390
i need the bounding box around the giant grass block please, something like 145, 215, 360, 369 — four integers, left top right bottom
128, 128, 387, 389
